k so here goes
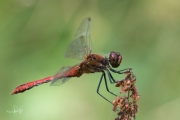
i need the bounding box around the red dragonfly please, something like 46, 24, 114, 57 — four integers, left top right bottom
11, 17, 131, 104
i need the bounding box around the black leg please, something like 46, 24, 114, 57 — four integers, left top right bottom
109, 67, 132, 74
107, 70, 117, 83
102, 71, 117, 96
107, 69, 127, 83
97, 73, 112, 104
96, 71, 117, 104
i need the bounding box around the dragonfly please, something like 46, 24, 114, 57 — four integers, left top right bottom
10, 17, 131, 104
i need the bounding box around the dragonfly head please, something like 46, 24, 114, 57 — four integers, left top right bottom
109, 51, 122, 68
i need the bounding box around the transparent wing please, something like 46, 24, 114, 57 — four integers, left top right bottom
51, 77, 70, 86
65, 17, 92, 60
50, 66, 71, 86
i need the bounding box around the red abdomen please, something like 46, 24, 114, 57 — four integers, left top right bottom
10, 76, 53, 95
11, 65, 82, 95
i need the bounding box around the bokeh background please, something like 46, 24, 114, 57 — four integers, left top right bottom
1, 0, 180, 120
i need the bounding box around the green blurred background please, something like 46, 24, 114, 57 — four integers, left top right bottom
1, 0, 180, 120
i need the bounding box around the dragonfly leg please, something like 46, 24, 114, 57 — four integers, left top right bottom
107, 68, 131, 84
97, 73, 112, 104
107, 70, 118, 83
102, 71, 117, 96
109, 67, 132, 74
96, 71, 117, 104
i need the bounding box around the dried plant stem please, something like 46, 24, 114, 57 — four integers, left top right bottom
112, 70, 140, 120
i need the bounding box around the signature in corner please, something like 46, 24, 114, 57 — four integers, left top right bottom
6, 105, 23, 114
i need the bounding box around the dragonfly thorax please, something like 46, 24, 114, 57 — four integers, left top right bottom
79, 54, 109, 73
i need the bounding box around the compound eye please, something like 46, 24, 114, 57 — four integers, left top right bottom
109, 51, 122, 68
